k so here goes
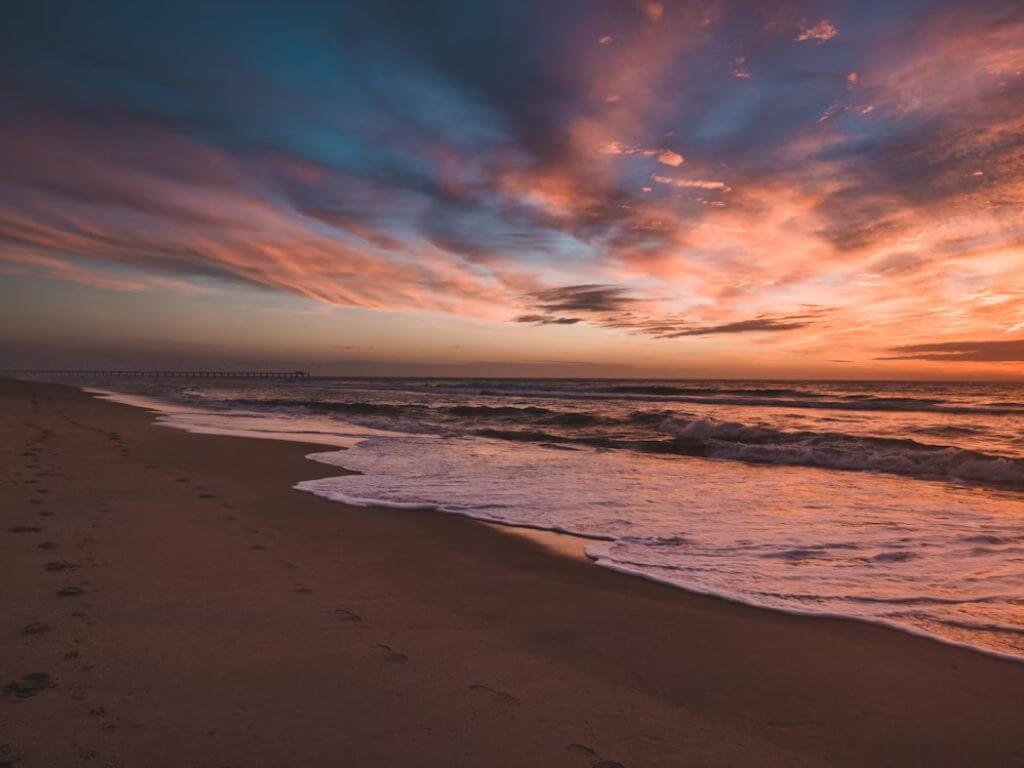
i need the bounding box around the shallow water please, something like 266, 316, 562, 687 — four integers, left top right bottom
67, 376, 1024, 660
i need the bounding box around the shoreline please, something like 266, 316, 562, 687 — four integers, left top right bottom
85, 387, 608, 558
4, 377, 1024, 766
91, 380, 1024, 665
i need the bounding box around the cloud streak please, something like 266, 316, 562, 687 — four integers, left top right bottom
513, 314, 583, 325
882, 340, 1024, 362
658, 316, 817, 338
529, 284, 639, 314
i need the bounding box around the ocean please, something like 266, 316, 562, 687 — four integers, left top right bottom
67, 376, 1024, 660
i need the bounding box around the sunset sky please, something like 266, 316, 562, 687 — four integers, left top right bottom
1, 0, 1022, 378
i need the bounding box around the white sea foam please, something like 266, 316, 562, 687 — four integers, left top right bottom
295, 433, 1024, 660
87, 387, 400, 448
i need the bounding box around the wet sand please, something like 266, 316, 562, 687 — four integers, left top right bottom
2, 377, 1023, 767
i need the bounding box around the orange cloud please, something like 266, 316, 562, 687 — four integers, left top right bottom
642, 2, 664, 24
657, 149, 685, 167
795, 20, 837, 43
651, 174, 729, 190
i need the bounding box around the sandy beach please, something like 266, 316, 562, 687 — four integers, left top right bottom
3, 377, 1024, 767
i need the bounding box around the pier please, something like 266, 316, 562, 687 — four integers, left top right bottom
2, 369, 311, 380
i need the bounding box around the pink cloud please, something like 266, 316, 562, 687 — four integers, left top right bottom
795, 20, 837, 43
651, 174, 729, 190
657, 150, 685, 167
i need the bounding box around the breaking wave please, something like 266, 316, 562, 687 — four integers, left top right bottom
220, 394, 1024, 489
463, 416, 1024, 488
658, 417, 1024, 487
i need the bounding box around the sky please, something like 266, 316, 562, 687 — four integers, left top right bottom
1, 0, 1022, 379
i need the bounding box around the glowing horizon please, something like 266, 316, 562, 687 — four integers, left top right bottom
1, 1, 1023, 379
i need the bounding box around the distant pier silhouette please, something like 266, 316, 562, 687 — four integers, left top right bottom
2, 369, 311, 380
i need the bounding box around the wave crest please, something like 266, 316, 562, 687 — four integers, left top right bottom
659, 416, 1024, 487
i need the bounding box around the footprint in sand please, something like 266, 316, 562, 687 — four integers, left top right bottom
375, 644, 408, 663
22, 622, 52, 636
566, 744, 599, 759
468, 684, 517, 704
0, 742, 22, 767
44, 561, 79, 572
334, 607, 362, 622
565, 744, 626, 768
2, 672, 53, 701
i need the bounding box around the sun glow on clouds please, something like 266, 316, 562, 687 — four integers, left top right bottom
1, 0, 1023, 376
795, 20, 838, 43
651, 175, 729, 190
657, 150, 685, 167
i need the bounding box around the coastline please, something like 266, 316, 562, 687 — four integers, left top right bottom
3, 377, 1024, 766
93, 382, 1024, 664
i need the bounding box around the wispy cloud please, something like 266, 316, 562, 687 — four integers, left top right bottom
513, 314, 583, 325
651, 175, 730, 191
520, 282, 826, 339
529, 284, 639, 314
881, 339, 1024, 362
658, 315, 818, 338
795, 20, 837, 43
